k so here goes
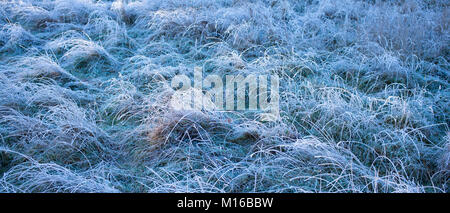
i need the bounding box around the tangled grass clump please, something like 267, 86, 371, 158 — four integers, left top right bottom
0, 0, 448, 193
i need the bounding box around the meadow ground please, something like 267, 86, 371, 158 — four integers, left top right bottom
0, 0, 448, 192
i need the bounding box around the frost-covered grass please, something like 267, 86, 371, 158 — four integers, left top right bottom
0, 0, 448, 193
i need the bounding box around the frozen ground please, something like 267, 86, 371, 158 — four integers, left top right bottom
0, 0, 448, 192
